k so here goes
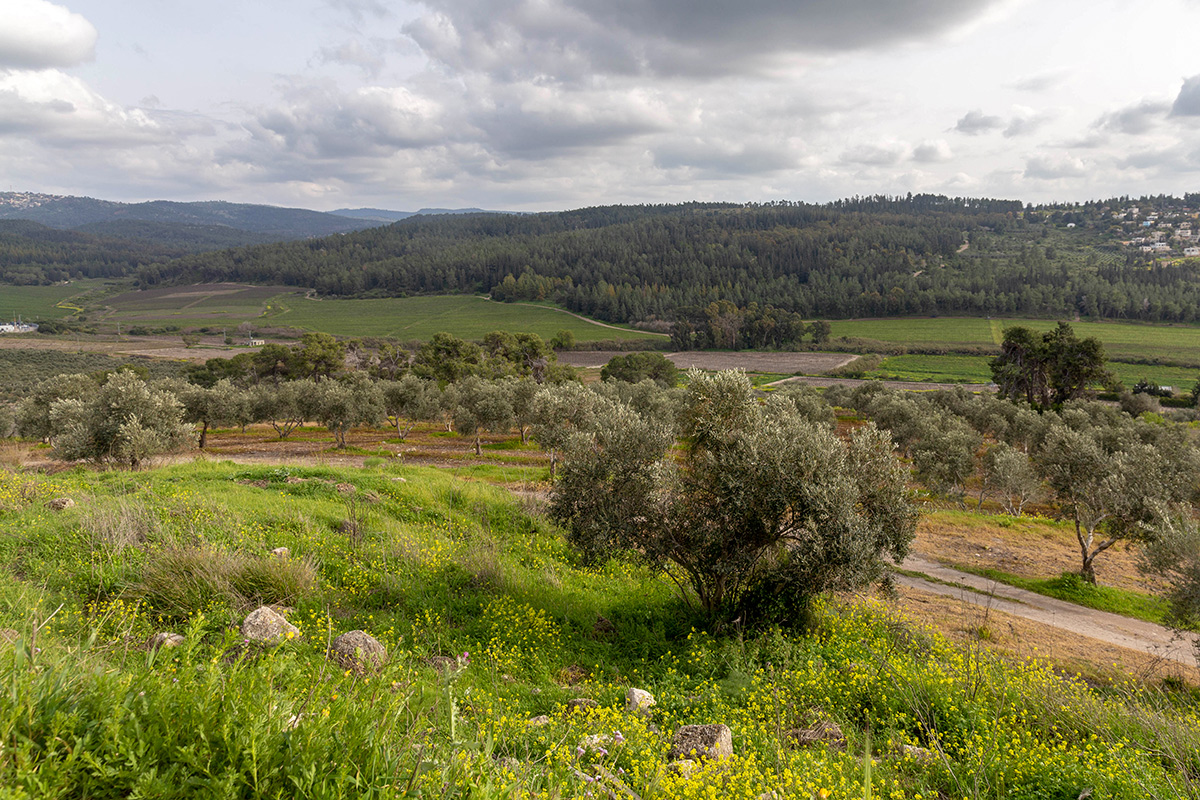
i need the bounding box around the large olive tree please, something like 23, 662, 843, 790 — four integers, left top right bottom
48, 371, 192, 469
549, 370, 918, 620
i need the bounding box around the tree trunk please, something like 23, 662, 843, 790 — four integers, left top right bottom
1080, 555, 1097, 584
474, 434, 481, 456
198, 421, 209, 449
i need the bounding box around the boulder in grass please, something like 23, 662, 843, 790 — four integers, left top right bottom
625, 687, 656, 715
47, 497, 75, 511
241, 605, 299, 644
668, 724, 733, 761
565, 698, 598, 715
329, 630, 387, 673
148, 632, 185, 651
270, 547, 290, 559
788, 720, 845, 750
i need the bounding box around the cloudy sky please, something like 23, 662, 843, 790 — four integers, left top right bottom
4, 0, 1200, 211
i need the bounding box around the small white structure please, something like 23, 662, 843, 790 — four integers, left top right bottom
248, 338, 266, 347
0, 322, 38, 334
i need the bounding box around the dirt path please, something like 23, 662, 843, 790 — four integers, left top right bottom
898, 554, 1199, 668
510, 302, 670, 337
768, 375, 993, 392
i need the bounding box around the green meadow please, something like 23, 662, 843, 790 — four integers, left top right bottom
100, 289, 663, 342
2, 461, 1199, 799
864, 353, 1200, 393
0, 280, 109, 321
831, 317, 1200, 364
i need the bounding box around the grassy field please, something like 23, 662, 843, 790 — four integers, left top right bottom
0, 279, 109, 321
100, 287, 662, 342
865, 353, 1200, 393
2, 461, 1199, 799
831, 317, 1200, 364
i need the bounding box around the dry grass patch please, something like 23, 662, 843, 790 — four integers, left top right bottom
888, 583, 1200, 686
915, 509, 1163, 594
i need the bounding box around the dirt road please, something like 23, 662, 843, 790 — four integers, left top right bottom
770, 375, 993, 392
898, 554, 1199, 668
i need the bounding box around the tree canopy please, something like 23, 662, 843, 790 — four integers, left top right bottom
547, 370, 918, 621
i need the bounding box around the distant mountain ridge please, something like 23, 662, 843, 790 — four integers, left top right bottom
330, 207, 518, 222
0, 192, 377, 243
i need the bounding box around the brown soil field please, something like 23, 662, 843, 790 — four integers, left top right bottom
558, 350, 856, 372
0, 334, 280, 363
773, 375, 993, 392
104, 283, 298, 312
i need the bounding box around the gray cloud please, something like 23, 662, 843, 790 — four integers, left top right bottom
839, 142, 907, 166
1003, 109, 1053, 138
245, 80, 448, 161
652, 138, 797, 177
1011, 70, 1070, 93
1171, 74, 1200, 117
1095, 99, 1170, 134
315, 39, 388, 76
1024, 154, 1088, 180
0, 0, 97, 69
404, 0, 1005, 79
954, 109, 1004, 135
912, 139, 952, 163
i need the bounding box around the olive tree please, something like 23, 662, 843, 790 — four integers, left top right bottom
251, 379, 318, 439
549, 370, 918, 620
15, 373, 98, 443
979, 443, 1040, 515
315, 374, 384, 448
446, 376, 515, 455
910, 418, 982, 505
381, 374, 440, 441
1140, 508, 1200, 649
48, 370, 192, 468
529, 381, 612, 478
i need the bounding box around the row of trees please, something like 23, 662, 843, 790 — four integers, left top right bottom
831, 382, 1200, 584
185, 330, 573, 388
8, 346, 1199, 627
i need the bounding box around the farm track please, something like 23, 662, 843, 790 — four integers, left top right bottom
898, 555, 1199, 668
770, 374, 993, 392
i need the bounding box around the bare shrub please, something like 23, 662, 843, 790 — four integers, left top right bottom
136, 546, 240, 619
460, 540, 504, 590
136, 546, 316, 619
80, 498, 160, 554
231, 555, 317, 606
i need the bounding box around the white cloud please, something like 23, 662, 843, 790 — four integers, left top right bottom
1024, 153, 1088, 180
0, 0, 96, 69
0, 69, 164, 145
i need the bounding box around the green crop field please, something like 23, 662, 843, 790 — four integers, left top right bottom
831, 317, 1200, 364
865, 353, 1199, 393
101, 287, 664, 342
0, 279, 109, 321
269, 295, 663, 341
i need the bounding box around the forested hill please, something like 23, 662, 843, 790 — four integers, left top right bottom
0, 220, 194, 283
135, 195, 1200, 324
